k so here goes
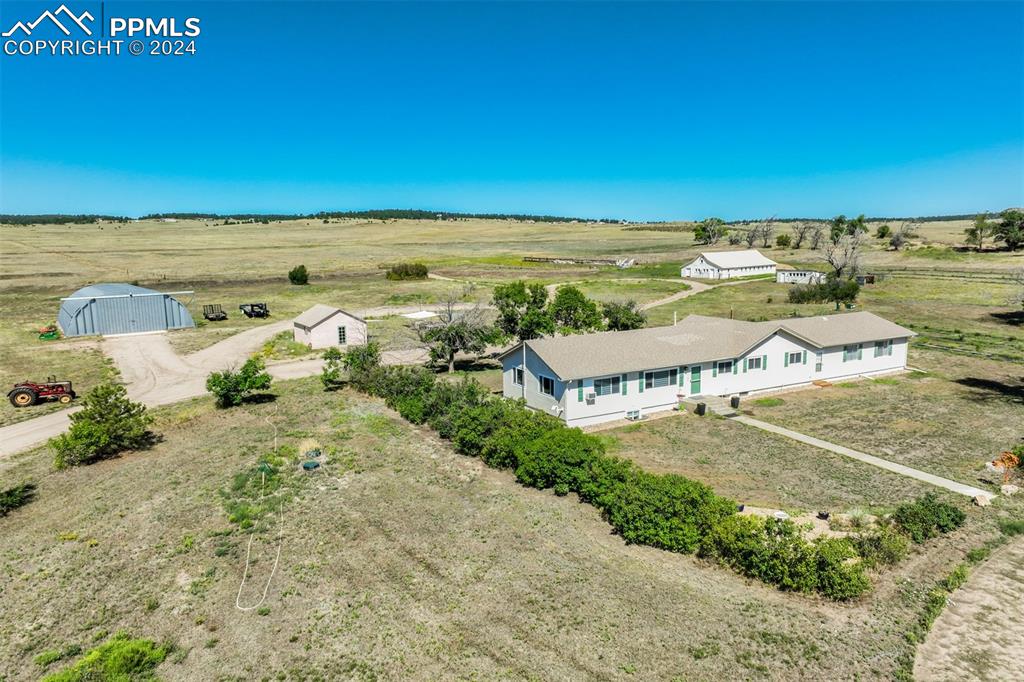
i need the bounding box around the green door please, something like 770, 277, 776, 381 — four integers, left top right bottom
690, 365, 701, 395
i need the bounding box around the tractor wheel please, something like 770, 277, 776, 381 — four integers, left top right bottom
58, 394, 73, 404
9, 389, 37, 407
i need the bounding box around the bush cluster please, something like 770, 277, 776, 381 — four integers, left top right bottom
206, 356, 272, 408
49, 384, 153, 469
892, 493, 966, 544
0, 483, 36, 516
349, 365, 871, 599
385, 262, 429, 280
287, 264, 309, 285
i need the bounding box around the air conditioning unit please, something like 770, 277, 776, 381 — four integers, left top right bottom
625, 409, 642, 421
585, 392, 596, 405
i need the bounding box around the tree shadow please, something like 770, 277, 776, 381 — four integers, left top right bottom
243, 393, 278, 405
990, 311, 1024, 327
954, 377, 1024, 404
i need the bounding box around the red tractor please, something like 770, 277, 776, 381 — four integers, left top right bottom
8, 377, 77, 407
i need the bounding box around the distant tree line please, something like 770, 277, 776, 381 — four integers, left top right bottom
0, 214, 130, 225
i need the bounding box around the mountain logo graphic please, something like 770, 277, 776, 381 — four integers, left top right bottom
3, 4, 94, 37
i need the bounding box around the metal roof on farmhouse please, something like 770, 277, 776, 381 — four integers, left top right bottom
694, 249, 777, 269
293, 304, 365, 329
501, 312, 915, 380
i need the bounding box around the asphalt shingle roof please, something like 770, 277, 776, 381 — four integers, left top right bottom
505, 311, 915, 380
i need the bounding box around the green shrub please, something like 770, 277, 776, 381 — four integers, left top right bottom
42, 632, 170, 681
287, 264, 309, 285
345, 363, 871, 600
385, 262, 429, 280
321, 347, 345, 389
775, 234, 792, 248
998, 518, 1024, 536
0, 482, 36, 516
893, 493, 966, 544
851, 525, 910, 567
206, 356, 272, 408
342, 341, 382, 378
50, 384, 153, 469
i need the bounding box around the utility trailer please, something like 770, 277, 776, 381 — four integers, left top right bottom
203, 304, 228, 321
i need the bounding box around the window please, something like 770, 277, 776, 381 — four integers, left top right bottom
874, 339, 893, 357
644, 369, 676, 389
843, 344, 862, 362
513, 367, 524, 386
787, 351, 803, 366
747, 356, 762, 371
539, 375, 555, 396
815, 351, 823, 372
717, 360, 732, 375
337, 326, 347, 344
594, 376, 620, 396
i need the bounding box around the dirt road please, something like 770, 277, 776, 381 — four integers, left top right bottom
914, 537, 1024, 680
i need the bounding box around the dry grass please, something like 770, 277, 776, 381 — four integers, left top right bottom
1, 376, 1005, 681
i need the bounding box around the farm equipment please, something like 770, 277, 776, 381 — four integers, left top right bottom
203, 304, 228, 321
38, 325, 60, 341
8, 377, 76, 407
239, 303, 270, 318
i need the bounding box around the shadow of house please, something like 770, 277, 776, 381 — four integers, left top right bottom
954, 376, 1024, 404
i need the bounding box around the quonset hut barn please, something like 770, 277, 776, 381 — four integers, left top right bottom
58, 283, 195, 337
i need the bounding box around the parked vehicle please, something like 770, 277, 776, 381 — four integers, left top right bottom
239, 303, 270, 318
8, 377, 76, 407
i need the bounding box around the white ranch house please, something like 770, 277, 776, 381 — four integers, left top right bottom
499, 311, 914, 428
680, 249, 777, 280
293, 304, 367, 350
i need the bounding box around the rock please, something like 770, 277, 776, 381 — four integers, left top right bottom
773, 510, 790, 520
1001, 484, 1019, 497
973, 495, 992, 507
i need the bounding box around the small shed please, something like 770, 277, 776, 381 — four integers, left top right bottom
776, 270, 827, 285
293, 304, 367, 350
58, 283, 195, 337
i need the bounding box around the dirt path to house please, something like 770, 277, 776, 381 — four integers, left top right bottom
914, 536, 1024, 681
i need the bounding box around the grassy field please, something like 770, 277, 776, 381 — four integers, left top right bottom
1, 376, 1015, 681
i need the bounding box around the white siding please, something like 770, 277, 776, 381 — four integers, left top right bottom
501, 333, 911, 427
777, 271, 827, 284
294, 310, 368, 350
681, 256, 776, 280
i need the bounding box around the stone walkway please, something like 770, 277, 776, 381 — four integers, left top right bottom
730, 415, 993, 499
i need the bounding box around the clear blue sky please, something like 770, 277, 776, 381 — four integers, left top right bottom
1, 1, 1021, 220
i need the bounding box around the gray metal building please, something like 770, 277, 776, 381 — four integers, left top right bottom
58, 283, 195, 337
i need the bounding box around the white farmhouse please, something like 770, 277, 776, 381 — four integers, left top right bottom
680, 249, 777, 279
293, 304, 368, 350
776, 270, 827, 285
499, 311, 914, 428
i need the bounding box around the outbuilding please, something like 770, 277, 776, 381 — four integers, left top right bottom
58, 283, 195, 337
776, 270, 827, 285
293, 304, 367, 350
680, 249, 777, 280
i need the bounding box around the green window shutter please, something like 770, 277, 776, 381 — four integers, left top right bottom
784, 352, 789, 367
763, 354, 767, 370
622, 374, 627, 395
743, 358, 748, 373
639, 374, 645, 393
732, 361, 737, 375
677, 368, 684, 387
578, 382, 583, 402
857, 344, 863, 360
712, 364, 718, 378
802, 350, 807, 365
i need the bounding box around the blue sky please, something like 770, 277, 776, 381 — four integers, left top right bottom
1, 1, 1021, 220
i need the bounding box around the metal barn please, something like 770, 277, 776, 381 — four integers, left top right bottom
58, 283, 195, 337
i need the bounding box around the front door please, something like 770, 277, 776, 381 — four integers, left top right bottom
690, 365, 701, 395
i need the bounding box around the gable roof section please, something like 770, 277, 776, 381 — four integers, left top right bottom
293, 304, 366, 329
503, 311, 914, 380
697, 249, 777, 270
